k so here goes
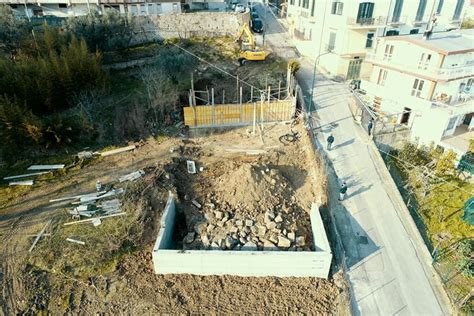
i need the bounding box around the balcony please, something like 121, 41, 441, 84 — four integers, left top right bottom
431, 93, 473, 114
347, 15, 407, 28
365, 53, 474, 81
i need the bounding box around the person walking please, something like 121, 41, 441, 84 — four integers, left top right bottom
367, 119, 374, 136
338, 182, 347, 201
327, 134, 335, 150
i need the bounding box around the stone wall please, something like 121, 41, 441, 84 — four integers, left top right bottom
152, 194, 333, 278
133, 12, 249, 42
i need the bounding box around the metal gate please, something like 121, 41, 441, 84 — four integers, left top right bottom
347, 59, 362, 80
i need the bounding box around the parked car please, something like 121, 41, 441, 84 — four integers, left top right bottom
251, 18, 263, 33
234, 4, 246, 13
251, 12, 259, 21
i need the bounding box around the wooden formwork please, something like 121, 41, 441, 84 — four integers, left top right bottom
183, 99, 295, 128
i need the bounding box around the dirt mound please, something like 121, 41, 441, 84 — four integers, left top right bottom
214, 162, 294, 212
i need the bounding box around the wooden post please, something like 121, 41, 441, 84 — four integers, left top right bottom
206, 87, 210, 105
239, 86, 243, 123
191, 73, 196, 107
250, 86, 254, 103
223, 90, 225, 104
278, 80, 281, 100
212, 88, 215, 125
267, 86, 271, 117
236, 75, 239, 103
260, 93, 264, 128
253, 102, 257, 135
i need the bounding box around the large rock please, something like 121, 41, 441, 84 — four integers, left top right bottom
262, 240, 278, 251
183, 232, 195, 244
296, 236, 305, 247
207, 224, 216, 233
241, 241, 258, 251
215, 211, 223, 220
266, 221, 277, 230
269, 235, 278, 244
225, 236, 237, 249
287, 232, 296, 241
277, 236, 291, 248
274, 215, 283, 223
257, 225, 267, 237
201, 234, 210, 247
245, 219, 253, 227
194, 222, 206, 235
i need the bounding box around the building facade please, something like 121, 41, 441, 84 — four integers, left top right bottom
286, 0, 470, 80
1, 0, 181, 17
360, 29, 473, 156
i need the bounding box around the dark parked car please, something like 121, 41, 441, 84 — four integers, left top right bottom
251, 12, 259, 21
251, 18, 264, 33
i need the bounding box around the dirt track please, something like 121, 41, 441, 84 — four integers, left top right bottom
0, 122, 349, 314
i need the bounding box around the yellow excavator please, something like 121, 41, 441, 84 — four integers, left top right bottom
236, 24, 270, 66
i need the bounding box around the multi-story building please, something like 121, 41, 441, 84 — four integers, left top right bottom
360, 29, 473, 156
2, 0, 181, 17
286, 0, 470, 80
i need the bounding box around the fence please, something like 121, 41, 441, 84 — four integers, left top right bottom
183, 99, 295, 128
152, 192, 333, 278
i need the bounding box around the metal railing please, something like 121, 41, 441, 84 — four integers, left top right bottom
365, 53, 474, 80
347, 15, 407, 27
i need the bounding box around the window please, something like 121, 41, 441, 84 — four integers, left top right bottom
415, 0, 427, 21
298, 0, 301, 7
384, 44, 394, 60
357, 2, 374, 24
172, 3, 178, 12
436, 0, 443, 14
310, 0, 315, 16
385, 30, 399, 36
418, 53, 431, 69
453, 0, 465, 20
303, 0, 309, 9
156, 3, 162, 13
58, 3, 67, 8
366, 32, 374, 48
467, 78, 473, 91
140, 4, 146, 14
331, 1, 343, 15
148, 3, 154, 14
411, 78, 425, 97
392, 0, 403, 23
377, 69, 388, 86
328, 32, 336, 51
290, 0, 294, 5
446, 117, 457, 131
410, 28, 419, 34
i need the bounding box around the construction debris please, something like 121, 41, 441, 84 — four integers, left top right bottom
77, 151, 95, 159
191, 199, 202, 209
3, 172, 48, 180
29, 220, 52, 252
100, 145, 136, 157
92, 218, 102, 227
9, 180, 34, 186
187, 160, 196, 174
27, 164, 65, 170
50, 191, 107, 203
63, 212, 126, 226
66, 238, 86, 245
119, 170, 145, 183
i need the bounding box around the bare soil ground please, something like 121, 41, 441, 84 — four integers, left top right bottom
0, 121, 349, 315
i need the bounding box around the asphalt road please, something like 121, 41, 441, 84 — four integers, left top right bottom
256, 3, 452, 315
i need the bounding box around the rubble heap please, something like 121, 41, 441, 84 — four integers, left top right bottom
182, 162, 313, 251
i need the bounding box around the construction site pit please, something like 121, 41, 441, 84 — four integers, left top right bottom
164, 122, 325, 252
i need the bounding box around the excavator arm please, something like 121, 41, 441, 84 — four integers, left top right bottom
236, 24, 256, 50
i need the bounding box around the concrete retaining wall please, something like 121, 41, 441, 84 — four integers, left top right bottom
134, 12, 249, 42
152, 193, 333, 278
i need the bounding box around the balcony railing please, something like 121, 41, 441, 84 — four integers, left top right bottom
432, 93, 473, 108
365, 53, 474, 80
347, 15, 407, 27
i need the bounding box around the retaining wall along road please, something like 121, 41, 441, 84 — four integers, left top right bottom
152, 193, 333, 278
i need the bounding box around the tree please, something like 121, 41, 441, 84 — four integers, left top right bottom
155, 47, 198, 88
0, 5, 31, 55
64, 12, 135, 52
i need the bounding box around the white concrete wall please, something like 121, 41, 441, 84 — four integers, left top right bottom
152, 197, 333, 278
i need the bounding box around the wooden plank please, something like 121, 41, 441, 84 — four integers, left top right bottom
63, 212, 126, 226
66, 238, 85, 245
9, 180, 34, 186
27, 164, 64, 170
100, 145, 136, 157
4, 172, 48, 180
29, 220, 52, 252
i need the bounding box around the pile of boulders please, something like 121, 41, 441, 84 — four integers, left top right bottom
183, 207, 309, 251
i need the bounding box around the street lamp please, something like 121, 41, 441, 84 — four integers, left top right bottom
308, 50, 333, 115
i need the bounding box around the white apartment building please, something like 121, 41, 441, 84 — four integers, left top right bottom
360, 29, 474, 156
286, 0, 470, 80
2, 0, 181, 18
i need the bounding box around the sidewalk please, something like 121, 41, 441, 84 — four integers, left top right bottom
261, 5, 452, 316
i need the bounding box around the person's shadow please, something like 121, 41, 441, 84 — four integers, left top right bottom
333, 138, 355, 150
345, 184, 373, 199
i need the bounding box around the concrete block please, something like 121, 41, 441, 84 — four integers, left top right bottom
263, 240, 278, 251
266, 222, 277, 230
215, 211, 223, 220
241, 241, 257, 251
257, 225, 267, 237
287, 232, 296, 241
245, 219, 253, 227
274, 215, 283, 223
269, 235, 278, 244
